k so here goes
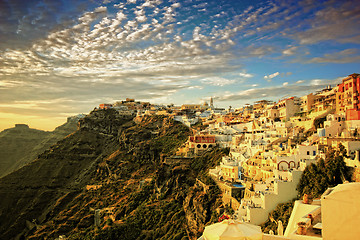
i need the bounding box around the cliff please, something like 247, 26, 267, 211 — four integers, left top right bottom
0, 109, 225, 240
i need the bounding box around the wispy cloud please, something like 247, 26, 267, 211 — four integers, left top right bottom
200, 77, 236, 86
306, 49, 360, 63
290, 1, 360, 44
282, 46, 299, 56
214, 78, 340, 102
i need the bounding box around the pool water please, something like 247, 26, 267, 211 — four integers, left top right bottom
232, 183, 244, 188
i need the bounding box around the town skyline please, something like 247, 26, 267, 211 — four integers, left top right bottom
1, 0, 360, 131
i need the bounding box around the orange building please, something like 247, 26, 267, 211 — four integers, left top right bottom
336, 73, 360, 120
99, 103, 113, 109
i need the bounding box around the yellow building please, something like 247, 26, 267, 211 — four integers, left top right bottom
221, 165, 239, 181
242, 152, 275, 181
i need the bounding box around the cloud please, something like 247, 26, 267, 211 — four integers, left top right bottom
214, 78, 340, 102
0, 0, 246, 124
239, 72, 254, 78
282, 46, 298, 56
94, 6, 107, 13
263, 72, 292, 81
0, 0, 88, 50
264, 72, 280, 79
246, 46, 275, 57
291, 1, 360, 44
1, 0, 359, 130
172, 2, 181, 8
310, 79, 323, 86
0, 80, 23, 88
306, 49, 360, 63
200, 77, 236, 86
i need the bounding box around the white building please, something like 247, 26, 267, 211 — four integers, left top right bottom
238, 170, 302, 225
317, 114, 345, 137
284, 183, 360, 240
173, 115, 199, 127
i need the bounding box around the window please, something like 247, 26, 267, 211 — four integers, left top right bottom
203, 144, 207, 148
307, 151, 310, 155
313, 151, 316, 156
197, 144, 201, 148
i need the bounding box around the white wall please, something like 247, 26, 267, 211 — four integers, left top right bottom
322, 183, 360, 240
245, 170, 302, 225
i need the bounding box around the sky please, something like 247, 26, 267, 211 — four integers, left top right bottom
0, 0, 360, 131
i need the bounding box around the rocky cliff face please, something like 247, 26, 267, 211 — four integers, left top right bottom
0, 109, 224, 240
0, 116, 79, 178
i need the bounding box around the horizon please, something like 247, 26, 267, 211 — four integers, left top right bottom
1, 0, 360, 131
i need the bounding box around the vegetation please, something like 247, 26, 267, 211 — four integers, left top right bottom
94, 198, 187, 240
18, 111, 226, 240
95, 223, 141, 240
86, 147, 225, 240
262, 143, 351, 234
260, 200, 295, 234
190, 147, 226, 177
191, 119, 207, 131
313, 116, 326, 129
297, 144, 350, 198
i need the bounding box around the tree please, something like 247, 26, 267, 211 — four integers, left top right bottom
260, 200, 295, 234
297, 145, 350, 198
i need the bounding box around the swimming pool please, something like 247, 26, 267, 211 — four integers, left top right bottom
232, 183, 245, 188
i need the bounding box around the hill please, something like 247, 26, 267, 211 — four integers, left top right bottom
0, 116, 79, 178
0, 109, 225, 240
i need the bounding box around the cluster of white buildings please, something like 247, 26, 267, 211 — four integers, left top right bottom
98, 74, 360, 239
172, 74, 360, 239
199, 182, 360, 240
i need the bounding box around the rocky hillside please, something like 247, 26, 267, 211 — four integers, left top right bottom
0, 109, 225, 240
0, 116, 79, 178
